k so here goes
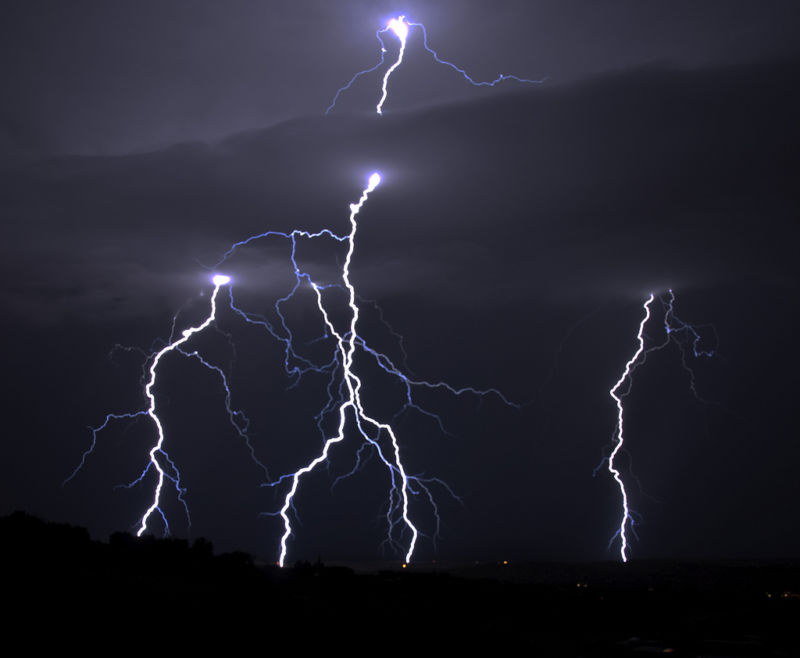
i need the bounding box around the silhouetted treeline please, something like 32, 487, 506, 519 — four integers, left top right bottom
1, 510, 260, 593
2, 511, 798, 656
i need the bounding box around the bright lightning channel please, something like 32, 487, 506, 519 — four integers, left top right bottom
64, 274, 262, 538
325, 15, 544, 115
607, 294, 654, 563
70, 10, 529, 558
273, 171, 422, 567
212, 172, 516, 566
377, 18, 409, 115
137, 274, 231, 536
603, 291, 716, 562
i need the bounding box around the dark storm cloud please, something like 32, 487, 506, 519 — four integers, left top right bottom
2, 51, 798, 562
5, 0, 800, 570
2, 57, 797, 324
2, 1, 799, 158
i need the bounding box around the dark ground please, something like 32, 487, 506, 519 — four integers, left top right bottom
4, 512, 798, 656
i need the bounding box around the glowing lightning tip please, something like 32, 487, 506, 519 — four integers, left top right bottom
212, 274, 232, 286
387, 16, 409, 43
368, 172, 382, 190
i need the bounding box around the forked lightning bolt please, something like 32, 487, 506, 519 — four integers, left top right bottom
603, 291, 716, 561
326, 15, 544, 115
68, 14, 528, 564
64, 274, 253, 537
68, 166, 514, 563
273, 173, 422, 566
214, 173, 516, 566
607, 294, 654, 562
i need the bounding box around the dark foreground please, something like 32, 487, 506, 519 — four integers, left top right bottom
3, 512, 798, 656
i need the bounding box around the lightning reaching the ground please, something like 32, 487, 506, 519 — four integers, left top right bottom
607, 294, 654, 563
64, 274, 260, 537
68, 14, 526, 566
135, 274, 231, 536
601, 291, 716, 561
272, 173, 421, 566
67, 165, 514, 564
214, 172, 516, 566
325, 15, 544, 115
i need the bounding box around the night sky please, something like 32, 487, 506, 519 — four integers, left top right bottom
2, 1, 799, 565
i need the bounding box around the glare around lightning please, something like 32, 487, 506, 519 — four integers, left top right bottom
376, 17, 409, 115
326, 15, 544, 115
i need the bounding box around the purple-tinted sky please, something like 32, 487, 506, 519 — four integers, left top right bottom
3, 0, 799, 156
1, 2, 798, 564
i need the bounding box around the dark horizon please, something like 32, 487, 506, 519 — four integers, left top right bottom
7, 510, 799, 655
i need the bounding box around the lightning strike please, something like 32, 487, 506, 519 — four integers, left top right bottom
273, 172, 420, 566
64, 274, 264, 537
71, 14, 526, 564
210, 172, 516, 566
326, 15, 544, 115
377, 17, 409, 115
602, 291, 716, 561
134, 273, 233, 537
607, 294, 654, 563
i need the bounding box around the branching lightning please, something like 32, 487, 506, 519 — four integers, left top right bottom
70, 171, 516, 565
68, 12, 530, 565
215, 173, 516, 565
64, 274, 267, 537
62, 6, 729, 568
326, 15, 544, 115
607, 294, 654, 562
273, 173, 407, 566
602, 290, 716, 561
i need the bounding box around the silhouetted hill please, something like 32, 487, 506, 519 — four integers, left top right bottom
2, 512, 798, 656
